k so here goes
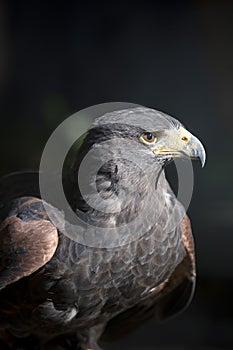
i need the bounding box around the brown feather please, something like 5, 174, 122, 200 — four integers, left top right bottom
0, 198, 58, 290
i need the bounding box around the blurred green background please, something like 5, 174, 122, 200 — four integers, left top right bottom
0, 1, 233, 349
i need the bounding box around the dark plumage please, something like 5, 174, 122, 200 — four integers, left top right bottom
0, 107, 205, 349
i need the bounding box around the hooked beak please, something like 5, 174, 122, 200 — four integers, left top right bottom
153, 127, 206, 167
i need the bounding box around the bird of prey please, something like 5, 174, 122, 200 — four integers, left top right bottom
0, 107, 205, 350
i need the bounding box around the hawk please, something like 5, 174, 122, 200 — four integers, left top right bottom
0, 107, 205, 349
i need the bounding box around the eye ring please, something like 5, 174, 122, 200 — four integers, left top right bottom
140, 132, 157, 145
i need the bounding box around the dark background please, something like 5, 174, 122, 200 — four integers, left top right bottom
0, 1, 233, 349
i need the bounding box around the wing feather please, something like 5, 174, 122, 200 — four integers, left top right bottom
0, 197, 58, 290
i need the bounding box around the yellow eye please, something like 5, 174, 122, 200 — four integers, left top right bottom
140, 132, 157, 145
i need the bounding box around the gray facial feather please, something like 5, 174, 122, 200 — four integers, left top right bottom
92, 106, 183, 131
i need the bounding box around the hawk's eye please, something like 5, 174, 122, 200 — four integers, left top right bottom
140, 132, 157, 145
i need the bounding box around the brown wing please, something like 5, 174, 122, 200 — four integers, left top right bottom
0, 197, 58, 290
103, 214, 196, 340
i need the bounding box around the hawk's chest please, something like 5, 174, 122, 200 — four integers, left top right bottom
52, 219, 185, 312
